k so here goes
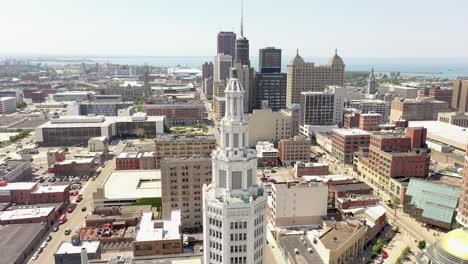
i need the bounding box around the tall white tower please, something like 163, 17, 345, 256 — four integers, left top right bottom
203, 69, 267, 264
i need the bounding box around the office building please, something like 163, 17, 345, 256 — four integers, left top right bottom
255, 72, 287, 111
346, 99, 389, 122
0, 97, 16, 114
154, 134, 216, 168
203, 71, 267, 264
0, 181, 69, 204
451, 77, 468, 112
143, 101, 204, 125
416, 227, 468, 264
356, 128, 430, 201
331, 128, 370, 164
66, 102, 132, 116
278, 135, 311, 166
390, 97, 450, 122
286, 50, 345, 107
213, 54, 233, 96
55, 237, 101, 264
457, 148, 468, 227
419, 86, 453, 105
292, 162, 329, 178
301, 86, 346, 126
202, 61, 214, 80
270, 181, 328, 227
259, 47, 281, 73
36, 113, 165, 146
438, 112, 468, 127
0, 89, 23, 103
380, 85, 419, 99
53, 91, 93, 102
256, 141, 279, 167
161, 157, 212, 231
116, 151, 155, 170
217, 32, 236, 59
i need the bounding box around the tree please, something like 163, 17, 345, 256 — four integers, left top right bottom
417, 240, 426, 250
372, 239, 384, 255
394, 226, 400, 233
134, 128, 146, 138
396, 257, 402, 264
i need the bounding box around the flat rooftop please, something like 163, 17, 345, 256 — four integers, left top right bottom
136, 210, 181, 242
279, 235, 324, 264
319, 221, 365, 250
118, 152, 143, 159
0, 182, 36, 191
0, 223, 46, 264
33, 185, 68, 194
332, 128, 370, 137
303, 175, 353, 183
56, 240, 100, 255
408, 121, 468, 150
104, 170, 161, 199
155, 134, 215, 141
0, 207, 54, 221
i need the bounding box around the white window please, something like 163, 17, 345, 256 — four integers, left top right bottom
233, 133, 239, 148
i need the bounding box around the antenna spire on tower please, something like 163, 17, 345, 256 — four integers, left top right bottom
240, 0, 244, 37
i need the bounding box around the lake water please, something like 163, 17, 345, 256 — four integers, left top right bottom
28, 56, 468, 79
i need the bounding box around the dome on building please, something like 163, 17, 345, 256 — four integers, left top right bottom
290, 49, 305, 65
225, 69, 244, 93
436, 227, 468, 261
329, 49, 344, 66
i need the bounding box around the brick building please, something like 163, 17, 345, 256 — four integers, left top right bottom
143, 102, 204, 125
331, 128, 370, 164
451, 78, 468, 112
343, 112, 361, 129
116, 152, 142, 170
53, 158, 96, 177
0, 182, 70, 204
359, 113, 381, 131
278, 135, 311, 166
390, 97, 450, 122
291, 162, 329, 178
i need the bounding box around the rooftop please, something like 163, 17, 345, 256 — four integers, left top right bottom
0, 223, 46, 264
0, 182, 36, 191
332, 128, 370, 137
33, 185, 68, 194
279, 234, 324, 264
319, 220, 365, 250
55, 240, 100, 255
155, 134, 216, 141
408, 121, 468, 150
104, 170, 161, 199
303, 175, 353, 183
118, 152, 143, 159
135, 210, 181, 242
0, 207, 54, 221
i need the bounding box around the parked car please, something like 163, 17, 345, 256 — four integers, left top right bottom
81, 206, 87, 212
52, 226, 59, 232
40, 242, 47, 249
67, 206, 74, 213
64, 229, 72, 235
46, 235, 52, 242
31, 254, 39, 260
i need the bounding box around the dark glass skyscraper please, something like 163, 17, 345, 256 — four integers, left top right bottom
217, 31, 236, 59
235, 37, 250, 66
259, 47, 282, 73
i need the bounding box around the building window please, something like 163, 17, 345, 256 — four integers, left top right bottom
135, 244, 153, 251
232, 171, 242, 189
219, 170, 227, 188
233, 133, 239, 148
247, 169, 253, 186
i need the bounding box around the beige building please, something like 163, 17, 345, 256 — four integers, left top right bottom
160, 156, 211, 231
154, 134, 216, 168
451, 77, 468, 112
390, 97, 450, 122
286, 50, 345, 108
247, 107, 295, 147
278, 135, 311, 166
314, 220, 366, 264
270, 181, 328, 227
438, 112, 468, 127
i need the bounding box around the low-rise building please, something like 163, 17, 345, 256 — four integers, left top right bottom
404, 177, 461, 230
0, 181, 70, 204
358, 113, 381, 131
133, 210, 183, 256
53, 91, 93, 102
256, 141, 279, 167
331, 128, 370, 164
278, 136, 310, 166
0, 159, 32, 182
55, 236, 101, 264
0, 97, 17, 114
291, 162, 329, 178
438, 112, 468, 127
0, 223, 48, 264
88, 136, 109, 152
52, 158, 97, 177
270, 181, 328, 227
346, 99, 389, 122
0, 206, 56, 226
143, 101, 204, 125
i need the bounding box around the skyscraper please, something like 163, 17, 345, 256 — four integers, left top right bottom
259, 47, 281, 73
213, 54, 233, 96
217, 32, 237, 59
456, 147, 468, 227
451, 77, 468, 112
367, 67, 377, 95
234, 0, 250, 67
203, 69, 267, 264
286, 49, 345, 108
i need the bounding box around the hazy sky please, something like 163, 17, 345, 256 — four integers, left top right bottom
1, 0, 467, 58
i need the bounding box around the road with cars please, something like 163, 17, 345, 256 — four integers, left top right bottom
29, 142, 126, 264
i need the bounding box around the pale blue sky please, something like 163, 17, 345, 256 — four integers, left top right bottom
1, 0, 467, 58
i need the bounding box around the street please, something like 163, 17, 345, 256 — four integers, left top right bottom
29, 142, 125, 264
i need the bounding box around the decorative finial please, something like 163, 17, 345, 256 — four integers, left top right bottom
296, 48, 299, 56
335, 48, 338, 55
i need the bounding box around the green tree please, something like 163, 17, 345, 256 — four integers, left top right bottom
417, 240, 426, 250
394, 226, 400, 233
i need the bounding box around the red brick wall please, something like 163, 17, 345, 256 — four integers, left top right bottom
116, 158, 141, 170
